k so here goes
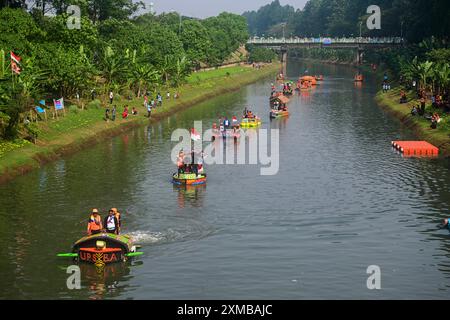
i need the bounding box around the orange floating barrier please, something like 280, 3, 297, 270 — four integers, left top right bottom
392, 141, 439, 156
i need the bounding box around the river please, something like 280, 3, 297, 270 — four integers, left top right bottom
0, 61, 449, 299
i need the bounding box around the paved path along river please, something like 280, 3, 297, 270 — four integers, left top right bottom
0, 61, 449, 299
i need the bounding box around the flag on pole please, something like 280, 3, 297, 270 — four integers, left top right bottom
191, 128, 201, 141
10, 51, 21, 75
10, 52, 21, 64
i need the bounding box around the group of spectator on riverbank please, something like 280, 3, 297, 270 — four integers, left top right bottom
408, 88, 449, 129
103, 90, 180, 122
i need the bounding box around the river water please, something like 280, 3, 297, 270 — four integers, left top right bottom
0, 61, 449, 300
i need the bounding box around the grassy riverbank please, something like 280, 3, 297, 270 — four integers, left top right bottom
375, 88, 450, 155
298, 57, 450, 154
0, 63, 279, 183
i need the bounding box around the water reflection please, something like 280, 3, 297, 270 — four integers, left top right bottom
174, 185, 207, 209
80, 263, 132, 300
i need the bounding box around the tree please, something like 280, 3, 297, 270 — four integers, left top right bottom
0, 8, 41, 54
100, 46, 127, 90
243, 0, 295, 36
180, 20, 211, 69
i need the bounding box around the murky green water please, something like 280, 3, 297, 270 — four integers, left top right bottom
1, 61, 449, 299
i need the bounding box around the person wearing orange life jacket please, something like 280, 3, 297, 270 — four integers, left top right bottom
110, 208, 121, 234
87, 209, 103, 235
104, 209, 120, 235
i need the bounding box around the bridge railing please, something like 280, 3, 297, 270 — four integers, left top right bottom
247, 37, 404, 45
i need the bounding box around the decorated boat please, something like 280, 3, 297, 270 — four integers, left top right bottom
270, 109, 289, 119
212, 127, 241, 142
172, 128, 207, 186
172, 172, 207, 186
240, 117, 262, 128
270, 94, 290, 119
270, 94, 290, 108
299, 75, 317, 87
58, 233, 142, 266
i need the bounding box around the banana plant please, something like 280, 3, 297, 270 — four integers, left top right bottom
433, 63, 450, 94
101, 46, 127, 91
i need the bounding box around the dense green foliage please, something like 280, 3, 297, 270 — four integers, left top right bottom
243, 0, 295, 37
246, 46, 277, 63
0, 4, 249, 139
245, 0, 450, 42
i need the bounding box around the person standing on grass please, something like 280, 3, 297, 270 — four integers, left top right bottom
167, 91, 170, 100
112, 105, 116, 121
147, 102, 152, 118
150, 97, 155, 110
157, 93, 163, 107
105, 107, 110, 122
420, 97, 426, 116
109, 91, 114, 104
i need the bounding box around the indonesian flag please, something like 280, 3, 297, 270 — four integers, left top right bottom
191, 128, 201, 141
10, 52, 21, 75
11, 52, 21, 64
11, 62, 21, 74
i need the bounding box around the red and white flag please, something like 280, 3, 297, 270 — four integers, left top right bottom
10, 51, 21, 75
10, 51, 21, 64
191, 128, 201, 141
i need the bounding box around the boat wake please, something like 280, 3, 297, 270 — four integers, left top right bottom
127, 226, 216, 246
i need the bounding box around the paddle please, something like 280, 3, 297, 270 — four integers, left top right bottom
125, 252, 144, 257
57, 253, 78, 258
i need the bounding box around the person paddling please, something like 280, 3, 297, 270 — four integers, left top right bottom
104, 209, 120, 235
87, 209, 103, 236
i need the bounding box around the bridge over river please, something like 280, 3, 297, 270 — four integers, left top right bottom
247, 37, 404, 64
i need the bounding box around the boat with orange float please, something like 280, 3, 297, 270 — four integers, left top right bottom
299, 75, 317, 87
